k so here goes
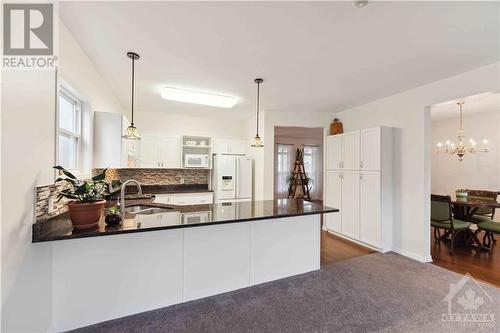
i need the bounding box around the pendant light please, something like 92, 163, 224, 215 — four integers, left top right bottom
122, 52, 141, 140
251, 78, 264, 147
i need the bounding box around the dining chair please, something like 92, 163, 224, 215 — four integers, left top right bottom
476, 220, 500, 250
431, 194, 472, 255
465, 189, 498, 246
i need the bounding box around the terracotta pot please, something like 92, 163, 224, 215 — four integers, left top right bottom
68, 200, 106, 230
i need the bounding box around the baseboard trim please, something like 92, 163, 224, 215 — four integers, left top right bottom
325, 230, 380, 252
392, 247, 433, 263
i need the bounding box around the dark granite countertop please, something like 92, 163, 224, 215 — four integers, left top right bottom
32, 199, 338, 243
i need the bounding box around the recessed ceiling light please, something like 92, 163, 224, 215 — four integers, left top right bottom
160, 86, 238, 108
352, 1, 368, 8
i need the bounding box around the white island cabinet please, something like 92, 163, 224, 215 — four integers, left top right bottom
324, 126, 393, 252
50, 212, 322, 332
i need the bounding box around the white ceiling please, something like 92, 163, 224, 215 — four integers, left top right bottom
431, 91, 500, 121
59, 1, 499, 120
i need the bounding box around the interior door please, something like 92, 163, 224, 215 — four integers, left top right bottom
340, 171, 360, 240
139, 136, 160, 168
342, 131, 360, 170
360, 171, 381, 247
326, 135, 342, 170
236, 156, 252, 199
160, 137, 181, 168
360, 128, 381, 171
325, 170, 341, 233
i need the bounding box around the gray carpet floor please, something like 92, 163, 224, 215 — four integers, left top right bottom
70, 252, 500, 333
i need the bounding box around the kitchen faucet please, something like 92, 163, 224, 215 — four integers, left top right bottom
120, 179, 142, 216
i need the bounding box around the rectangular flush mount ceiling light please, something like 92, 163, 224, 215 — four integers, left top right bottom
160, 86, 239, 108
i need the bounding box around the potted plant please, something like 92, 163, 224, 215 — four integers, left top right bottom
105, 206, 122, 226
54, 166, 108, 230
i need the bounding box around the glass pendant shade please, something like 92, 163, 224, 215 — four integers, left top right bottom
251, 135, 264, 148
122, 125, 141, 140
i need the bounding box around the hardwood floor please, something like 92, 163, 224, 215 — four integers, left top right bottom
321, 230, 375, 266
431, 230, 500, 287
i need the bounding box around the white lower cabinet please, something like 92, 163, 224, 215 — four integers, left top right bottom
325, 171, 342, 232
154, 192, 213, 205
340, 171, 360, 240
360, 172, 381, 247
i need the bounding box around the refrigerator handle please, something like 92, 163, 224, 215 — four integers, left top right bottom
234, 157, 239, 198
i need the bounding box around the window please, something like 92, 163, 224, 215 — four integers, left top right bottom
57, 89, 82, 171
275, 144, 294, 198
303, 145, 322, 200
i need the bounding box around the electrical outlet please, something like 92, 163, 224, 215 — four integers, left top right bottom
48, 197, 55, 214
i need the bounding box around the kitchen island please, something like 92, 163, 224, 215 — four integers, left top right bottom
33, 199, 338, 332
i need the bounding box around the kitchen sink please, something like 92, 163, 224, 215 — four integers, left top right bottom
125, 205, 173, 215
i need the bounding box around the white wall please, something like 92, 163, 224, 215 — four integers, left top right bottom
432, 111, 500, 196
253, 110, 330, 200
1, 20, 127, 332
136, 110, 246, 139
331, 62, 500, 263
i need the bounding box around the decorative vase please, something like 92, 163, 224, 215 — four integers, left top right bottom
67, 200, 106, 230
330, 118, 343, 135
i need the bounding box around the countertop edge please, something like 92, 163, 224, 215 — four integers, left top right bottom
32, 208, 339, 243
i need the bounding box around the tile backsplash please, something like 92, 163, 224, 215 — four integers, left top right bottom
35, 182, 70, 222
95, 168, 210, 186
36, 168, 210, 221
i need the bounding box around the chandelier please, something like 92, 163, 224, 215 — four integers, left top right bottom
436, 101, 488, 161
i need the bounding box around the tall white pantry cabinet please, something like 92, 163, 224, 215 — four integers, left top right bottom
324, 127, 393, 252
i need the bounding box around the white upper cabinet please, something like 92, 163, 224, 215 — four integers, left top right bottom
94, 112, 138, 168
139, 136, 160, 168
213, 138, 247, 154
159, 137, 181, 168
139, 135, 181, 168
326, 135, 342, 170
341, 131, 360, 170
360, 128, 381, 171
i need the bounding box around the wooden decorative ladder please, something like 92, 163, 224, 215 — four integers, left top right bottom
287, 148, 311, 201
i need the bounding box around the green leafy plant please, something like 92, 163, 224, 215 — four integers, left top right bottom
54, 166, 108, 203
106, 206, 120, 216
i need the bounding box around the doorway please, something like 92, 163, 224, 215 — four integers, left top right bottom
429, 91, 500, 287
274, 126, 324, 202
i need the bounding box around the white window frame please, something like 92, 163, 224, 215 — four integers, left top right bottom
56, 86, 83, 173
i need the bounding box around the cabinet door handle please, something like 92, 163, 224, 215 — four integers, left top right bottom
338, 161, 341, 169
360, 161, 364, 169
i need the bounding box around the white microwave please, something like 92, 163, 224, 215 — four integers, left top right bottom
184, 154, 210, 168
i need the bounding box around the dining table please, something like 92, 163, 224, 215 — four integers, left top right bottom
451, 196, 500, 220
450, 196, 500, 250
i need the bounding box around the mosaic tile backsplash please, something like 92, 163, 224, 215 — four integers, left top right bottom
35, 168, 210, 221
95, 168, 210, 186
